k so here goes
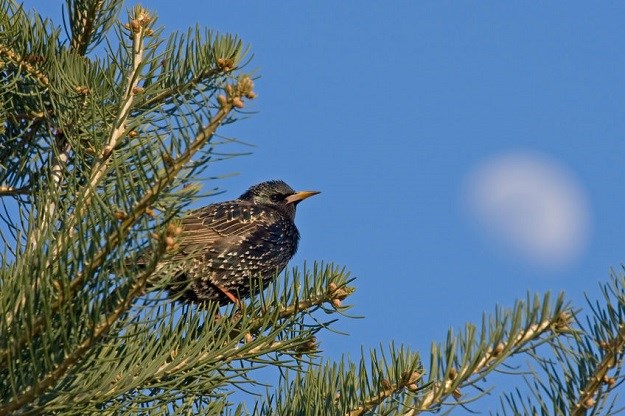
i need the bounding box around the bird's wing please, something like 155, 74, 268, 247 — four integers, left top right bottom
175, 201, 271, 255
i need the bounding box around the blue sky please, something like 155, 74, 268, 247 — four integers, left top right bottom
29, 1, 625, 412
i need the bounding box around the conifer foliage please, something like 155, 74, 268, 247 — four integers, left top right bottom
0, 1, 624, 414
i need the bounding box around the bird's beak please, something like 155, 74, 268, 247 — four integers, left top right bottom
285, 190, 320, 205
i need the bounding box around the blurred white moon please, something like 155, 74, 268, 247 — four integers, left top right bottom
464, 151, 591, 270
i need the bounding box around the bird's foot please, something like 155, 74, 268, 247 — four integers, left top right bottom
214, 283, 241, 308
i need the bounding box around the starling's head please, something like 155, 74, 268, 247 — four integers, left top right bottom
239, 180, 320, 219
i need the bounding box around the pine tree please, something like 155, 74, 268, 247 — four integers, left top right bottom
1, 1, 623, 414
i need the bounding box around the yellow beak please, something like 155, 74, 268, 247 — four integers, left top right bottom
285, 190, 320, 205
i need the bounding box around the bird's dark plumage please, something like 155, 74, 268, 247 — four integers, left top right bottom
169, 180, 319, 305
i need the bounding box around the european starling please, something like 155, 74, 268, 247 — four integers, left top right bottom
169, 180, 319, 306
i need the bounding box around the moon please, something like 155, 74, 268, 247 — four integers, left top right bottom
464, 151, 591, 270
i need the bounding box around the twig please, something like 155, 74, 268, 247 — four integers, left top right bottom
0, 100, 235, 368
0, 44, 50, 87
7, 137, 71, 330
0, 247, 164, 416
3, 8, 152, 332
571, 323, 625, 415
69, 0, 106, 55
0, 186, 29, 196
403, 315, 565, 415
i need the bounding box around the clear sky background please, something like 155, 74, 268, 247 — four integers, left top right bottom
29, 1, 625, 412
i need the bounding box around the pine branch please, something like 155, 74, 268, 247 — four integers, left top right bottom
0, 97, 238, 369
408, 310, 572, 415
2, 4, 246, 347
47, 6, 152, 250
68, 0, 103, 54
257, 293, 570, 415
270, 282, 352, 322
569, 281, 625, 414
65, 0, 124, 55
495, 273, 625, 415
30, 264, 353, 412
347, 371, 423, 416
28, 136, 70, 250
147, 266, 353, 386
571, 324, 625, 414
0, 43, 50, 87
0, 186, 29, 196
1, 16, 253, 367
139, 67, 223, 110
0, 242, 167, 415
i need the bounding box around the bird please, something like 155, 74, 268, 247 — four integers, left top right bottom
166, 180, 319, 306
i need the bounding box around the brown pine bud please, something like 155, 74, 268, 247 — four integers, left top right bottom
162, 153, 174, 166
130, 19, 141, 33
145, 207, 156, 217
238, 76, 254, 95
380, 379, 392, 390
296, 337, 318, 353
232, 97, 244, 108
401, 371, 422, 385
216, 57, 234, 71
217, 95, 228, 108
583, 397, 596, 408
167, 223, 183, 236
132, 86, 144, 95
114, 211, 127, 220
102, 145, 113, 158
452, 388, 462, 399
128, 130, 138, 138
492, 343, 505, 357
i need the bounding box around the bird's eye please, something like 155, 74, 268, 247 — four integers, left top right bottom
271, 193, 285, 202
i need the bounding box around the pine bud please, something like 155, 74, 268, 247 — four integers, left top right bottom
217, 95, 228, 108
380, 379, 392, 390
401, 370, 422, 385
130, 19, 141, 33
583, 397, 596, 408
232, 97, 244, 108
492, 343, 504, 357
162, 153, 174, 166
102, 145, 113, 158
